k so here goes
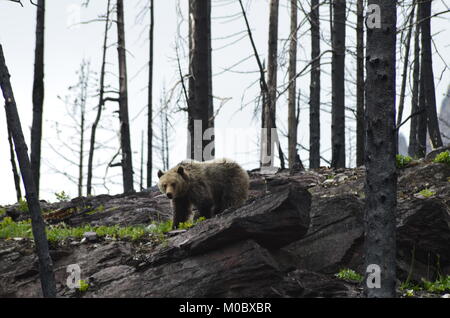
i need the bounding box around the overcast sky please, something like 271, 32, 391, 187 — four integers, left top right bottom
0, 0, 448, 205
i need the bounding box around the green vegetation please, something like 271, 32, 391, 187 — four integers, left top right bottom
86, 204, 105, 215
335, 269, 363, 283
147, 216, 206, 234
400, 275, 450, 295
417, 188, 436, 198
18, 198, 28, 213
78, 279, 89, 292
54, 191, 70, 202
422, 275, 450, 293
433, 151, 450, 164
396, 154, 413, 168
0, 207, 6, 216
0, 215, 207, 242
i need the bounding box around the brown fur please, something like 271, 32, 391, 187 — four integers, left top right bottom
157, 158, 249, 229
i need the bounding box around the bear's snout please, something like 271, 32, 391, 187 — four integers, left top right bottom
166, 192, 173, 199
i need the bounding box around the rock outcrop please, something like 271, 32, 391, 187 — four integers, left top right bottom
0, 161, 449, 298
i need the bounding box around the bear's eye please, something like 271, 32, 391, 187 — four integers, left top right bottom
171, 183, 176, 188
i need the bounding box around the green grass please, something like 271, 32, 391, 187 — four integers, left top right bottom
147, 216, 206, 234
433, 151, 450, 164
0, 216, 207, 242
0, 207, 6, 216
417, 188, 436, 198
396, 154, 413, 168
335, 269, 363, 283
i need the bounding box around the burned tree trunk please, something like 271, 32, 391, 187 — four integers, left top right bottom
7, 119, 22, 202
0, 44, 56, 298
309, 0, 321, 169
408, 4, 421, 158
364, 0, 397, 297
187, 0, 213, 161
87, 0, 111, 196
147, 0, 154, 187
356, 0, 365, 166
262, 0, 279, 168
116, 0, 134, 192
288, 0, 300, 172
331, 0, 346, 169
419, 0, 443, 149
30, 0, 45, 197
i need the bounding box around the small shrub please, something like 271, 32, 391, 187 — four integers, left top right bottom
417, 188, 435, 198
422, 275, 450, 293
78, 279, 89, 292
433, 151, 450, 164
396, 154, 413, 168
335, 269, 363, 283
0, 207, 6, 216
54, 191, 70, 202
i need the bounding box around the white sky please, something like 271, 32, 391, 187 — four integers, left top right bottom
0, 0, 448, 204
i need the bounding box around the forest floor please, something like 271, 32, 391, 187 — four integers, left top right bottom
0, 153, 449, 298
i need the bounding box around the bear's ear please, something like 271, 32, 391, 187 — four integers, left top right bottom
177, 166, 184, 175
157, 170, 164, 178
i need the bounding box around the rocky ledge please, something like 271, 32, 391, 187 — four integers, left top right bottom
0, 160, 449, 298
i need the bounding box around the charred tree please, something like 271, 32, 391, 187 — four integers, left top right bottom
187, 0, 213, 161
419, 0, 443, 148
331, 0, 346, 169
262, 0, 279, 167
408, 4, 421, 158
364, 0, 397, 297
147, 0, 154, 187
87, 0, 111, 196
30, 0, 45, 197
288, 0, 301, 173
0, 44, 56, 298
116, 0, 134, 192
309, 0, 321, 169
356, 0, 365, 166
7, 119, 22, 202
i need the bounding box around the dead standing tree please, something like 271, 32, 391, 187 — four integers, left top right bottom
364, 0, 397, 297
309, 0, 321, 169
356, 0, 365, 166
287, 0, 303, 173
0, 44, 56, 298
116, 0, 134, 192
147, 0, 154, 187
87, 0, 112, 196
331, 0, 346, 169
30, 0, 45, 197
187, 0, 213, 161
419, 0, 443, 149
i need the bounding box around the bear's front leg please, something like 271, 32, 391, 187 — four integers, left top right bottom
172, 196, 192, 229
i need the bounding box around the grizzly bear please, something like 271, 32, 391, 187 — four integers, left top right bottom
157, 158, 249, 229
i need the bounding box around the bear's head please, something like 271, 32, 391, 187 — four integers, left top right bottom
157, 166, 188, 199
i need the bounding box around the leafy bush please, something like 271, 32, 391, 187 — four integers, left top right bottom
0, 207, 6, 216
335, 269, 363, 283
433, 151, 450, 164
396, 154, 413, 168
